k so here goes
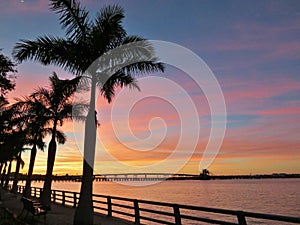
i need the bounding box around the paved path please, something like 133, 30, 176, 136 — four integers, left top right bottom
0, 188, 133, 225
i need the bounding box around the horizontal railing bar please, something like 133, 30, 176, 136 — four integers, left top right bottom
52, 190, 77, 195
94, 206, 108, 211
139, 215, 174, 225
111, 202, 134, 209
138, 199, 175, 207
111, 196, 135, 202
93, 200, 107, 205
243, 212, 300, 223
181, 214, 237, 225
64, 199, 74, 204
138, 198, 242, 218
139, 207, 174, 217
87, 192, 300, 223
16, 185, 300, 225
111, 209, 134, 218
93, 193, 114, 199
93, 199, 107, 204
173, 204, 243, 215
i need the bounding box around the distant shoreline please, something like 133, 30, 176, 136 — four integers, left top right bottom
168, 173, 300, 180
10, 172, 300, 182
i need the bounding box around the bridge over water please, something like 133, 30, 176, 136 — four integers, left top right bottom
16, 173, 200, 182
15, 173, 298, 183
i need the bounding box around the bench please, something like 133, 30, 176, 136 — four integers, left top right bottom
20, 197, 47, 221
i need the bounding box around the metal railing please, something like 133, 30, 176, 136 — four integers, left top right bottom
10, 185, 300, 225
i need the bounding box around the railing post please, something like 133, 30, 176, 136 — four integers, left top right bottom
39, 188, 42, 198
73, 192, 77, 208
237, 211, 247, 225
173, 205, 182, 225
52, 190, 56, 203
134, 199, 140, 224
107, 196, 112, 217
62, 191, 65, 205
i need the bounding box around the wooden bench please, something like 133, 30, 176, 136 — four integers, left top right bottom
20, 197, 47, 221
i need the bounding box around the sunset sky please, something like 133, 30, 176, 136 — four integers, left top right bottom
1, 0, 300, 175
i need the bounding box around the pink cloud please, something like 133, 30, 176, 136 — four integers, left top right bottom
194, 20, 300, 68
221, 77, 300, 113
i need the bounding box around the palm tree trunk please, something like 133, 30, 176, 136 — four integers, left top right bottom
40, 121, 57, 208
12, 152, 22, 193
74, 78, 97, 225
4, 159, 12, 190
0, 162, 7, 187
23, 144, 37, 197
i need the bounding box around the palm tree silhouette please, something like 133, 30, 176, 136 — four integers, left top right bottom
0, 124, 26, 190
0, 50, 16, 105
0, 103, 26, 190
26, 73, 81, 208
13, 96, 59, 197
13, 1, 164, 224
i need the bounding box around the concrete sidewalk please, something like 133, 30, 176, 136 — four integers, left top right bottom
0, 189, 133, 225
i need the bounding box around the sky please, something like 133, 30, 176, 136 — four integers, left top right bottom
1, 0, 300, 175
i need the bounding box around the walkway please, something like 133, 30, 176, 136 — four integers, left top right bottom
0, 188, 133, 225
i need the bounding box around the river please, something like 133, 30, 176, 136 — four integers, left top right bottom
27, 178, 299, 224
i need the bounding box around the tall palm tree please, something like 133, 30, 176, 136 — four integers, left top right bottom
28, 72, 81, 207
9, 122, 27, 193
11, 151, 25, 193
0, 103, 26, 190
0, 162, 7, 187
13, 1, 164, 224
3, 159, 12, 189
2, 130, 26, 190
11, 97, 51, 196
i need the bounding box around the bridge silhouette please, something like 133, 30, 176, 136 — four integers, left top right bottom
15, 173, 200, 182
13, 172, 299, 183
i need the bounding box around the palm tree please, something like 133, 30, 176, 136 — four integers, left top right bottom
0, 162, 7, 187
11, 97, 51, 196
0, 103, 26, 190
13, 1, 164, 224
1, 131, 26, 190
28, 72, 81, 207
11, 151, 25, 193
0, 50, 16, 105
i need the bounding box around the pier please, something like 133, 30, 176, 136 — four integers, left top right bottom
2, 184, 300, 225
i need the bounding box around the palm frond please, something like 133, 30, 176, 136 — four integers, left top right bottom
122, 61, 165, 75
50, 0, 91, 41
100, 71, 140, 103
13, 37, 83, 75
92, 38, 164, 79
56, 130, 66, 144
91, 5, 126, 54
